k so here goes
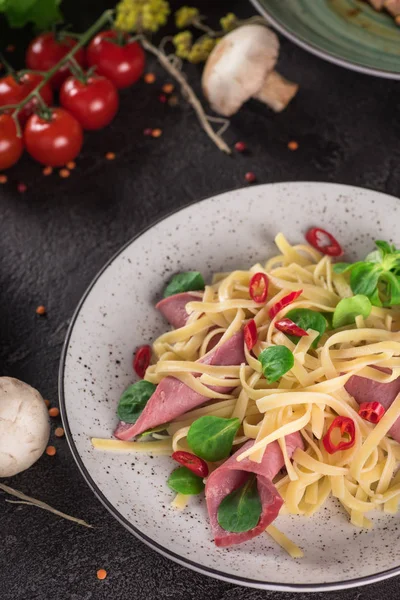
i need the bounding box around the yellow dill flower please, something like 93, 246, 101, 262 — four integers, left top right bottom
175, 6, 200, 28
220, 12, 238, 32
115, 0, 170, 33
173, 30, 193, 58
187, 36, 216, 63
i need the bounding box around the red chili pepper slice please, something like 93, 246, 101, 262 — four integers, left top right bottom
244, 319, 258, 350
249, 272, 269, 303
172, 450, 209, 478
305, 228, 343, 257
322, 416, 356, 454
358, 402, 386, 424
275, 318, 308, 337
133, 345, 151, 378
268, 290, 303, 320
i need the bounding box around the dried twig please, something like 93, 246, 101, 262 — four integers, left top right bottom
0, 483, 93, 528
141, 38, 231, 155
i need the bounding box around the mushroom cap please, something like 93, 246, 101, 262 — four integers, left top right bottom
0, 377, 50, 477
202, 25, 280, 117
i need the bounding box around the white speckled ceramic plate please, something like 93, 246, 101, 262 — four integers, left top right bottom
60, 182, 400, 592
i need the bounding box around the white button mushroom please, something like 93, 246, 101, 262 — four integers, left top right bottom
202, 24, 298, 117
0, 377, 50, 477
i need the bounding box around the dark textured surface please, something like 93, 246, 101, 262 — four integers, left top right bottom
0, 1, 399, 599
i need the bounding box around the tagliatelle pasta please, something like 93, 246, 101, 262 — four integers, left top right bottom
93, 232, 400, 556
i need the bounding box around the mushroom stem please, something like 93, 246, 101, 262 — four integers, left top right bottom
253, 71, 298, 113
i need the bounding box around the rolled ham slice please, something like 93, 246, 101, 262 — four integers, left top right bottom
385, 0, 400, 18
156, 292, 203, 329
114, 331, 245, 440
205, 432, 303, 547
345, 370, 400, 443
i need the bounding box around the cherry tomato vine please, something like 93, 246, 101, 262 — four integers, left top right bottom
0, 5, 235, 174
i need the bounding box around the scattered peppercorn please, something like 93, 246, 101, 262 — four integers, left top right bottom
59, 168, 70, 178
288, 140, 299, 151
17, 183, 27, 193
168, 95, 179, 107
44, 399, 50, 408
42, 166, 53, 176
0, 175, 7, 184
143, 128, 153, 136
159, 94, 167, 103
66, 161, 76, 170
105, 152, 116, 160
46, 446, 56, 456
55, 427, 65, 438
36, 305, 46, 315
97, 569, 107, 580
162, 83, 174, 94
151, 129, 162, 138
235, 141, 247, 152
144, 73, 156, 84
49, 407, 60, 418
245, 172, 256, 183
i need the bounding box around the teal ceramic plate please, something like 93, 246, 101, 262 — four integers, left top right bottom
251, 0, 400, 79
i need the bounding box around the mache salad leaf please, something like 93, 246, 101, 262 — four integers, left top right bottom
333, 240, 400, 307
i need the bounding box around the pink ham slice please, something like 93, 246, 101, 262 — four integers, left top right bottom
368, 0, 385, 9
114, 331, 245, 440
385, 0, 400, 17
205, 432, 304, 547
156, 292, 202, 329
345, 370, 400, 443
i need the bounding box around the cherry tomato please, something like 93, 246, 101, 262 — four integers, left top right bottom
26, 33, 86, 90
0, 73, 53, 125
60, 75, 119, 130
87, 31, 145, 89
24, 108, 83, 167
0, 114, 24, 170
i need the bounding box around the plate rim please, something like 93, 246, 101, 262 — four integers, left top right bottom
250, 0, 400, 80
59, 181, 400, 592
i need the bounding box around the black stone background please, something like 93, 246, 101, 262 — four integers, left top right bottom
0, 0, 399, 598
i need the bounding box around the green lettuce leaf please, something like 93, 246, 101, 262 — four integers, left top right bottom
0, 0, 62, 29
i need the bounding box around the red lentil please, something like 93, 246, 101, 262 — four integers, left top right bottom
55, 427, 65, 438
151, 129, 162, 138
36, 305, 46, 315
105, 152, 116, 160
97, 569, 107, 580
288, 140, 299, 151
162, 83, 174, 94
42, 166, 53, 176
46, 446, 56, 456
144, 73, 156, 84
0, 175, 7, 184
59, 168, 70, 178
49, 407, 60, 417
